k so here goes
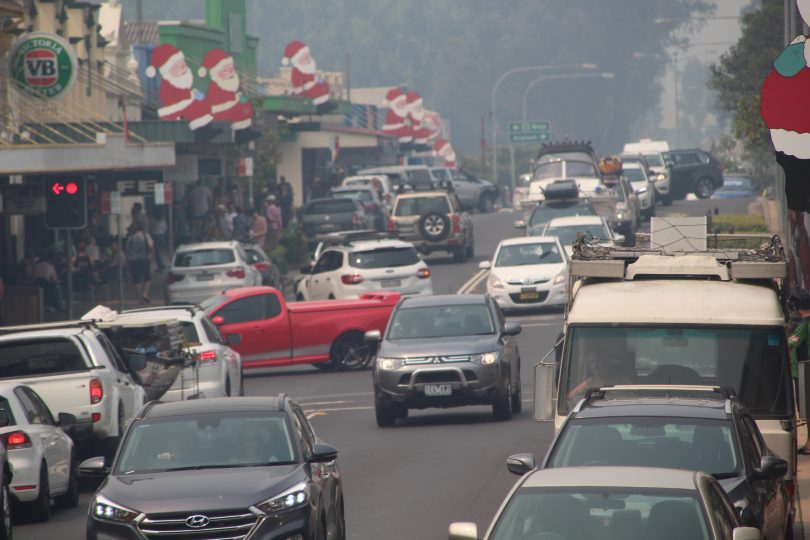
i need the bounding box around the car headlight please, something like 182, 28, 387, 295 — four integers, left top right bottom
656, 173, 667, 182
377, 357, 405, 370
92, 494, 141, 523
553, 271, 567, 285
255, 481, 309, 515
470, 352, 499, 365
489, 275, 504, 289
614, 211, 625, 220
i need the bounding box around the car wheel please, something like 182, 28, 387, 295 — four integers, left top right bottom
785, 516, 794, 540
419, 212, 450, 242
453, 245, 467, 263
694, 177, 715, 199
465, 236, 475, 258
661, 193, 673, 206
511, 377, 523, 414
328, 294, 336, 300
296, 293, 305, 301
335, 495, 346, 540
313, 361, 336, 372
492, 385, 513, 421
0, 482, 10, 540
479, 194, 494, 213
239, 371, 245, 396
55, 456, 79, 509
331, 332, 371, 371
225, 376, 231, 397
27, 464, 50, 523
375, 402, 398, 427
623, 230, 636, 247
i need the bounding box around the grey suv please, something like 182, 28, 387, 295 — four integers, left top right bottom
366, 294, 522, 426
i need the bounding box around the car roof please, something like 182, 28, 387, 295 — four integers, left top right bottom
331, 186, 374, 192
522, 466, 699, 490
360, 165, 430, 172
396, 191, 450, 199
400, 294, 487, 308
0, 323, 87, 339
307, 197, 354, 204
545, 215, 604, 227
115, 309, 195, 323
339, 238, 415, 250
499, 236, 561, 247
176, 241, 240, 253
573, 396, 731, 421
143, 396, 286, 419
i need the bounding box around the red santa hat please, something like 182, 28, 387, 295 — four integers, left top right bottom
282, 40, 308, 67
145, 43, 183, 79
197, 48, 233, 78
406, 91, 423, 106
434, 139, 450, 153
383, 87, 405, 106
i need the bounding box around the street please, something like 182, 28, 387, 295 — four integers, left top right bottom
15, 198, 740, 540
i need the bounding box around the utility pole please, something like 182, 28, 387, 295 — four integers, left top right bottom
509, 146, 516, 207
674, 52, 680, 148
345, 53, 351, 102
480, 116, 486, 178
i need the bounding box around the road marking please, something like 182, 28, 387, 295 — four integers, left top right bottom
299, 400, 356, 406
457, 268, 488, 294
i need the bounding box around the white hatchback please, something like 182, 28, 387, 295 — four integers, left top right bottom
541, 215, 621, 256
480, 236, 568, 311
167, 241, 261, 305
622, 161, 656, 218
296, 238, 433, 300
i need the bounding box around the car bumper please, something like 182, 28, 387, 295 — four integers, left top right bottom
374, 363, 504, 409
8, 449, 41, 502
489, 284, 566, 310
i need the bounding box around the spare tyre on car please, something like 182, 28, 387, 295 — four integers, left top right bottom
419, 212, 450, 242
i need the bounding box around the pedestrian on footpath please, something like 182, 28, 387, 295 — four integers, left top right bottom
125, 223, 154, 304
788, 294, 810, 454
278, 177, 294, 228
150, 207, 168, 271
264, 195, 282, 250
250, 208, 268, 247
216, 204, 233, 240
232, 206, 252, 243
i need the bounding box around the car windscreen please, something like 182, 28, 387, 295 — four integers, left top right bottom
495, 242, 563, 267
529, 203, 595, 226
332, 190, 373, 202
623, 168, 646, 183
114, 412, 296, 474
488, 487, 709, 540
548, 418, 739, 476
0, 338, 89, 377
395, 196, 450, 216
407, 169, 433, 186
349, 247, 420, 269
643, 153, 665, 167
306, 199, 357, 214
545, 224, 609, 246
560, 326, 791, 417
174, 249, 235, 268
431, 169, 451, 182
388, 304, 495, 339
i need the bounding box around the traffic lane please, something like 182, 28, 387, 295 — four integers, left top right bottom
666, 195, 754, 217
15, 488, 96, 540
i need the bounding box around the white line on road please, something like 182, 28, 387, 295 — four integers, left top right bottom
457, 268, 488, 294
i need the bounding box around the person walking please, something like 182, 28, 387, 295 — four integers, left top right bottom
264, 195, 282, 250
232, 206, 252, 243
250, 208, 268, 247
128, 202, 149, 237
186, 179, 212, 241
278, 176, 294, 228
32, 253, 63, 311
150, 207, 168, 271
125, 223, 154, 304
216, 204, 232, 240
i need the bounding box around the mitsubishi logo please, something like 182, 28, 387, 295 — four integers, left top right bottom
185, 515, 210, 528
431, 357, 441, 364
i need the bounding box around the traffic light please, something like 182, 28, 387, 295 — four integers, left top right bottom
45, 176, 86, 229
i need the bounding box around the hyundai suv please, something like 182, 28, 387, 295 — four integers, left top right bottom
388, 191, 474, 261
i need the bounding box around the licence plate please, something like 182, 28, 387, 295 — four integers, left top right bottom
196, 274, 215, 281
424, 384, 453, 397
380, 279, 401, 288
520, 292, 540, 300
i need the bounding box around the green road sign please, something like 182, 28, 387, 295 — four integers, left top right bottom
509, 132, 551, 144
508, 121, 550, 133
9, 32, 78, 100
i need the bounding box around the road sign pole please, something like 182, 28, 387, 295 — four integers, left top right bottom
65, 230, 73, 320
118, 215, 124, 312
509, 146, 516, 208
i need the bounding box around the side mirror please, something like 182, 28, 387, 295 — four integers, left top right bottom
58, 412, 76, 431
226, 334, 242, 346
127, 354, 147, 373
514, 220, 527, 229
478, 260, 492, 270
732, 527, 762, 540
364, 330, 382, 343
0, 410, 10, 429
506, 453, 535, 476
755, 455, 788, 480
503, 322, 522, 336
534, 361, 556, 422
79, 456, 109, 476
308, 442, 338, 463
300, 265, 312, 275
212, 316, 225, 326
448, 522, 479, 540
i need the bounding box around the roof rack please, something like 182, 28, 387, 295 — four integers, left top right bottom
0, 319, 98, 336
575, 385, 736, 412
122, 305, 200, 316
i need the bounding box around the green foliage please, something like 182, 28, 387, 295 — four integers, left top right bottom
269, 244, 288, 275
710, 214, 768, 234
279, 225, 309, 265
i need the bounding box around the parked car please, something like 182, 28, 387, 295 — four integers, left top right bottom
664, 148, 725, 199
388, 190, 474, 261
342, 174, 394, 210
202, 286, 400, 371
480, 236, 568, 311
0, 383, 78, 522
83, 395, 345, 540
447, 168, 499, 213
0, 321, 146, 456
712, 175, 756, 199
242, 243, 282, 289
449, 466, 763, 540
167, 241, 262, 305
622, 160, 656, 218
367, 294, 522, 426
300, 197, 373, 237
357, 165, 437, 191
329, 185, 389, 230
538, 386, 792, 539
622, 139, 672, 205
297, 237, 432, 301
117, 305, 244, 400
541, 215, 622, 256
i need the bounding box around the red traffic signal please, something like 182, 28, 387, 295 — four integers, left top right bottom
50, 181, 79, 195
45, 177, 86, 229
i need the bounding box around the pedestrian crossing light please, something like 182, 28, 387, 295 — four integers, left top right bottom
45, 176, 86, 229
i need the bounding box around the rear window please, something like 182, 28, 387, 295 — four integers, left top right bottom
332, 190, 373, 202
182, 322, 200, 345
0, 338, 89, 377
431, 169, 451, 182
406, 169, 433, 186
306, 199, 357, 214
395, 196, 450, 216
349, 247, 421, 269
174, 249, 235, 268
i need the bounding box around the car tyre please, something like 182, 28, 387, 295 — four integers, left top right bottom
313, 361, 336, 372
419, 213, 450, 242
660, 193, 673, 206
375, 402, 398, 427
331, 332, 371, 371
335, 495, 346, 540
238, 371, 245, 396
296, 293, 305, 301
465, 235, 475, 258
694, 177, 715, 199
511, 378, 523, 414
27, 465, 50, 523
0, 482, 10, 540
492, 385, 513, 421
55, 456, 79, 509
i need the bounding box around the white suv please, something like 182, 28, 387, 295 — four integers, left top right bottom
167, 241, 261, 304
296, 238, 433, 300
118, 306, 243, 400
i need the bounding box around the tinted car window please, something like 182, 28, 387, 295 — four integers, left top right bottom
314, 251, 343, 273
704, 479, 736, 539
0, 338, 88, 377
623, 168, 647, 183
264, 294, 282, 319
201, 317, 223, 344
24, 387, 55, 425
215, 296, 267, 325
431, 169, 451, 182
388, 304, 495, 339
0, 396, 17, 426
174, 249, 235, 268
496, 242, 563, 266
349, 247, 420, 269
332, 189, 374, 202
407, 169, 433, 186
395, 196, 450, 216
181, 321, 201, 345
306, 199, 357, 214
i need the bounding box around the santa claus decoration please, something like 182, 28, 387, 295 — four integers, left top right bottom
406, 91, 431, 146
197, 48, 253, 131
421, 109, 443, 142
282, 40, 330, 106
434, 139, 457, 168
382, 88, 413, 143
146, 44, 213, 130
761, 0, 810, 211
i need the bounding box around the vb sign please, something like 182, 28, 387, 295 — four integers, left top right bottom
9, 32, 78, 100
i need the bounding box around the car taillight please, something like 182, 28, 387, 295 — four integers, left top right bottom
352, 214, 362, 226
168, 272, 185, 284
387, 217, 394, 232
341, 273, 364, 285
366, 203, 379, 212
452, 215, 461, 234
196, 350, 218, 365
3, 431, 31, 450
417, 268, 431, 279
785, 479, 796, 500
254, 262, 269, 272
226, 267, 246, 279
385, 193, 392, 204
90, 378, 103, 404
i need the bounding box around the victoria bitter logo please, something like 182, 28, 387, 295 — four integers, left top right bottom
9, 32, 78, 100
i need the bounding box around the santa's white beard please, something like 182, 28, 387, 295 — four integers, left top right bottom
214, 74, 240, 93
443, 151, 456, 162
164, 69, 193, 90
392, 103, 408, 118
295, 59, 317, 75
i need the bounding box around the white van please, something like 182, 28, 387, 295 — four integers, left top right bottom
622, 139, 672, 205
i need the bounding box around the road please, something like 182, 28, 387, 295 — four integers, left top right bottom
16, 196, 752, 540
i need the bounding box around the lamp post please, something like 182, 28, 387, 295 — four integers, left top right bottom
491, 63, 597, 187
521, 72, 615, 122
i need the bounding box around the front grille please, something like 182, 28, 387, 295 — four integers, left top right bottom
506, 278, 549, 285
138, 508, 258, 540
413, 371, 461, 384
509, 291, 550, 304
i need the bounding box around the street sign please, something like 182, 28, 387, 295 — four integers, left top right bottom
154, 183, 165, 205
509, 132, 551, 143
45, 176, 86, 229
507, 120, 551, 144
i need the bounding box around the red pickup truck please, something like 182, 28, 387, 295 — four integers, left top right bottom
201, 286, 399, 370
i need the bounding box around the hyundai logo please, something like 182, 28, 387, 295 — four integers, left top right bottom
185, 515, 210, 528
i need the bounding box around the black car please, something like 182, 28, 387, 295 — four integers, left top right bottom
664, 149, 724, 200
83, 396, 344, 540
518, 387, 791, 540
367, 294, 522, 426
300, 197, 372, 237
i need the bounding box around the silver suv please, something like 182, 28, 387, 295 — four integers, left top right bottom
388, 191, 474, 261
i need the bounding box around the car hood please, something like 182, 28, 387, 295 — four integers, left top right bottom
380, 335, 500, 358
98, 465, 303, 514
490, 262, 567, 283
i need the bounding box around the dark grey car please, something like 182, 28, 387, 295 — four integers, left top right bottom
367, 294, 521, 427
300, 197, 371, 237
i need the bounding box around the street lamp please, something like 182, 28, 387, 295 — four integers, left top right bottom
521, 72, 615, 121
491, 63, 597, 188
